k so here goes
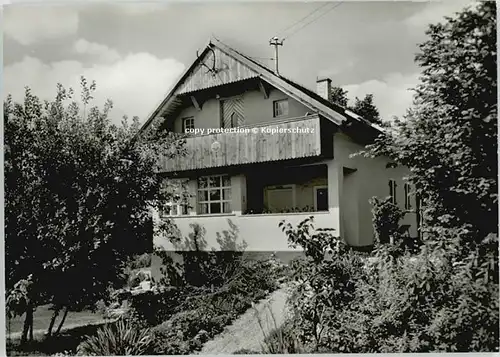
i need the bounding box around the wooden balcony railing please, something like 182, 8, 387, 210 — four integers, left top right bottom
158, 114, 326, 172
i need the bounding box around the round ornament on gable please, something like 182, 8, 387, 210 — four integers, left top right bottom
211, 141, 221, 152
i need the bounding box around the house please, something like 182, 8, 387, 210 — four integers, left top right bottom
140, 38, 418, 255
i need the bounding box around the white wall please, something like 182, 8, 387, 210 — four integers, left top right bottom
173, 88, 311, 132
333, 132, 418, 246
153, 211, 337, 252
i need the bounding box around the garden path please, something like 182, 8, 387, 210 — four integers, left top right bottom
199, 284, 291, 354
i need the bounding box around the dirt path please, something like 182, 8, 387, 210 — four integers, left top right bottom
199, 285, 291, 354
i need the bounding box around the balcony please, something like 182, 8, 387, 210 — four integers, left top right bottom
158, 114, 332, 173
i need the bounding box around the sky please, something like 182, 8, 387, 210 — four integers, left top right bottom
3, 0, 475, 124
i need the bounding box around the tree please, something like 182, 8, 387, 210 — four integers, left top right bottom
351, 94, 381, 124
278, 2, 498, 353
357, 1, 498, 350
330, 86, 382, 124
363, 1, 497, 244
4, 77, 184, 342
330, 86, 349, 107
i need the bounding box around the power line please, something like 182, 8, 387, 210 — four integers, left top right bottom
275, 2, 331, 39
283, 2, 344, 41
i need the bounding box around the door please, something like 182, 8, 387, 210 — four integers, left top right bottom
221, 97, 244, 128
314, 186, 328, 211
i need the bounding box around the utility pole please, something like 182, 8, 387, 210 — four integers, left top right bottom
269, 36, 284, 75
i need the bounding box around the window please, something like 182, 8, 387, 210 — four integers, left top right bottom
182, 117, 194, 132
197, 175, 231, 214
273, 99, 289, 117
160, 201, 190, 217
404, 183, 412, 210
160, 180, 191, 217
389, 180, 397, 205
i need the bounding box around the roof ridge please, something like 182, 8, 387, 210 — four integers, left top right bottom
211, 37, 276, 74
140, 36, 384, 138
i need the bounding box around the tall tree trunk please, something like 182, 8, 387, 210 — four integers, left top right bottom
28, 314, 33, 342
46, 307, 60, 337
21, 303, 33, 345
20, 316, 28, 345
55, 306, 69, 335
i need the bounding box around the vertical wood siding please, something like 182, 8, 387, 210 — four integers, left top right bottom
177, 47, 259, 94
159, 115, 325, 172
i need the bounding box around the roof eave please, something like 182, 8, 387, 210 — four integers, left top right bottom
139, 40, 215, 135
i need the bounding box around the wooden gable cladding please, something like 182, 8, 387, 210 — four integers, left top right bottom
159, 115, 327, 173
177, 46, 259, 95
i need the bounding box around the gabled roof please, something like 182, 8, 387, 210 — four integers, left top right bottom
139, 37, 384, 137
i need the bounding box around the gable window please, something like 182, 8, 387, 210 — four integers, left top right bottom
197, 175, 231, 214
404, 183, 412, 210
389, 180, 397, 205
273, 99, 289, 117
182, 117, 195, 132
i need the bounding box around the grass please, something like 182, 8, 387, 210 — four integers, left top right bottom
6, 306, 115, 356
253, 303, 303, 354
6, 321, 116, 356
6, 305, 105, 336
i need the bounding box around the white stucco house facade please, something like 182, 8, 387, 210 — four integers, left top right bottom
139, 38, 418, 254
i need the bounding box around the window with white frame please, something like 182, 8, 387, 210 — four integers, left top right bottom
160, 180, 191, 217
273, 99, 289, 117
182, 117, 195, 132
161, 201, 190, 216
197, 175, 231, 214
389, 179, 397, 205
404, 183, 412, 210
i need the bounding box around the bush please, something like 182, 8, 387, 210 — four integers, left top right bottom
149, 309, 217, 355
129, 254, 152, 270
370, 197, 405, 245
262, 324, 303, 354
233, 349, 260, 354
179, 221, 248, 287
124, 220, 288, 355
255, 304, 304, 354
127, 286, 188, 327
279, 216, 499, 353
76, 318, 153, 356
148, 258, 287, 355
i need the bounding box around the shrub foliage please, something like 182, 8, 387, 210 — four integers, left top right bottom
279, 2, 498, 353
76, 318, 153, 356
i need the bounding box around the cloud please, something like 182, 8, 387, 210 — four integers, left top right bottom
4, 5, 79, 45
4, 43, 186, 124
405, 0, 476, 32
343, 72, 421, 121
73, 39, 121, 63
118, 3, 170, 15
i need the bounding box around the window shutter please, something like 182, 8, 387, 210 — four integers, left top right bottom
389, 180, 393, 201
404, 184, 408, 209
389, 180, 397, 204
